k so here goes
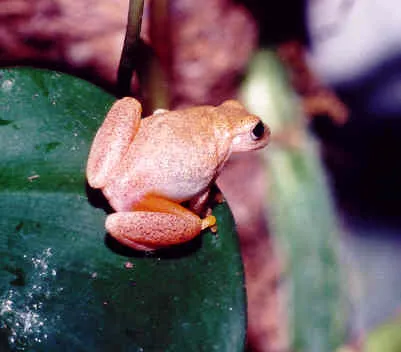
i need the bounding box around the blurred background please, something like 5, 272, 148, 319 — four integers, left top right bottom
2, 0, 401, 351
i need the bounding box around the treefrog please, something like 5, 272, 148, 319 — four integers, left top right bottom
86, 97, 270, 251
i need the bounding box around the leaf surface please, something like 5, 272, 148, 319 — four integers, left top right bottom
0, 68, 245, 352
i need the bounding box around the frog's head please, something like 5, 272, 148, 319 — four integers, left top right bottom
217, 100, 270, 153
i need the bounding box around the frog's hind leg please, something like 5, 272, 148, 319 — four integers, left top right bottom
86, 97, 142, 189
105, 195, 216, 251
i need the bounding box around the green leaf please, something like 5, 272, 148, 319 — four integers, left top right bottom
0, 68, 245, 351
241, 51, 345, 352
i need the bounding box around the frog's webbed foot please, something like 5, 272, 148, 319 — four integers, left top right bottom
201, 215, 216, 230
105, 195, 217, 251
201, 215, 217, 234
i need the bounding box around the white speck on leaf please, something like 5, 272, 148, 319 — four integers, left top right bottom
2, 79, 13, 91
27, 174, 40, 182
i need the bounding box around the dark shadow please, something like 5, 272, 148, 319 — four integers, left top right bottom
85, 181, 113, 214
0, 327, 12, 352
104, 232, 203, 260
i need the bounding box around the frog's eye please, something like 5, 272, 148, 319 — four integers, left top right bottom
251, 120, 265, 140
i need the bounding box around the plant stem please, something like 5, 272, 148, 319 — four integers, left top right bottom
117, 0, 145, 97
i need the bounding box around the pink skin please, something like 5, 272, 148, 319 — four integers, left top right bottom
87, 97, 270, 251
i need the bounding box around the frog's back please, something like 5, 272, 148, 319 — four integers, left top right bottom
103, 106, 229, 209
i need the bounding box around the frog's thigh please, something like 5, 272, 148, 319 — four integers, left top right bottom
87, 97, 142, 188
106, 196, 216, 250
133, 194, 216, 230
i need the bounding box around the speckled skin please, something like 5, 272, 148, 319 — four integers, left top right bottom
86, 97, 270, 251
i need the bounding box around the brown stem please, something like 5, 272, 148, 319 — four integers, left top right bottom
117, 0, 145, 97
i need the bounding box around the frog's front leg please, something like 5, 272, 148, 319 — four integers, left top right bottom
87, 97, 142, 188
189, 189, 211, 216
105, 195, 216, 251
189, 185, 223, 222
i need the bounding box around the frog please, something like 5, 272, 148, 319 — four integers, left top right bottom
86, 97, 270, 251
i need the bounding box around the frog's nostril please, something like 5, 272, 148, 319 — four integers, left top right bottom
251, 121, 265, 140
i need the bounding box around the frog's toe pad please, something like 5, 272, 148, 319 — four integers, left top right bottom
201, 215, 216, 231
